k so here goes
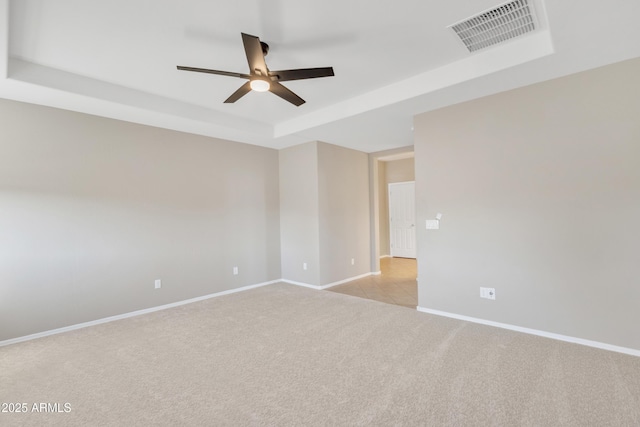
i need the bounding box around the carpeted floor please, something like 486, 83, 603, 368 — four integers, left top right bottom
1, 283, 639, 426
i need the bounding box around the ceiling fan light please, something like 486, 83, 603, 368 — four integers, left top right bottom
250, 79, 270, 92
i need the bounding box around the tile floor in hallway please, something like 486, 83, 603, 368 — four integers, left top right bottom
327, 257, 417, 308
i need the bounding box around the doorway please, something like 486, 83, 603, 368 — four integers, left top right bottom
336, 149, 418, 309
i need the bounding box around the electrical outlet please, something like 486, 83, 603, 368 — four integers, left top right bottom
303, 262, 307, 270
351, 258, 355, 265
480, 287, 496, 300
154, 279, 161, 289
233, 266, 239, 275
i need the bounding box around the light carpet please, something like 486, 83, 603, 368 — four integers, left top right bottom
1, 283, 639, 426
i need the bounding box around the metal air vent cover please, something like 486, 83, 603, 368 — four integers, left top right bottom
450, 0, 538, 52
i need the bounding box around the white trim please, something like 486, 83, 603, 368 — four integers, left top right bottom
282, 272, 376, 290
0, 279, 280, 348
417, 307, 640, 358
280, 279, 323, 290
371, 271, 382, 276
320, 272, 374, 289
379, 255, 391, 259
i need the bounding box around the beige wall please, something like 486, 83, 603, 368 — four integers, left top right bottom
385, 158, 415, 184
0, 99, 281, 341
414, 57, 640, 350
1, 101, 372, 340
279, 142, 321, 286
279, 141, 371, 286
378, 161, 389, 257
318, 142, 371, 284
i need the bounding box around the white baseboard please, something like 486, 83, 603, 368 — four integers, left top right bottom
417, 307, 640, 358
380, 255, 391, 259
282, 272, 376, 290
0, 279, 281, 348
280, 279, 323, 290
371, 271, 382, 276
321, 272, 374, 289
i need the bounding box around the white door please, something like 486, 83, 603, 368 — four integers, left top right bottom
389, 181, 416, 258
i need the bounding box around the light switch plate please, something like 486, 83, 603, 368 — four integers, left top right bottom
426, 219, 440, 230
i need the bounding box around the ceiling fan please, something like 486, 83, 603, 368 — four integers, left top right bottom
177, 32, 335, 107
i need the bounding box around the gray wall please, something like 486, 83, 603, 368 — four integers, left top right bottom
279, 142, 321, 286
379, 158, 415, 256
0, 98, 281, 341
318, 142, 371, 284
414, 57, 640, 350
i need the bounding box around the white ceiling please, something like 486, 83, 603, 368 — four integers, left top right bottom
1, 0, 640, 153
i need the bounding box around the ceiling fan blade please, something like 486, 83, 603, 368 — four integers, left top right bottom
224, 81, 252, 103
241, 33, 268, 76
177, 66, 250, 79
270, 67, 335, 82
269, 81, 305, 106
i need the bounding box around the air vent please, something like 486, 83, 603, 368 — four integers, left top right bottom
449, 0, 537, 53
